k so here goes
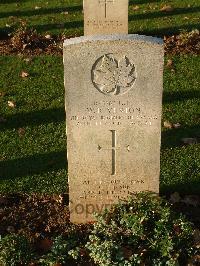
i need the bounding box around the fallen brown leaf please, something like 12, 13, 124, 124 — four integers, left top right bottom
45, 34, 51, 39
18, 128, 26, 137
53, 194, 63, 204
8, 100, 16, 108
164, 121, 173, 129
21, 71, 29, 78
0, 91, 6, 97
160, 5, 174, 12
24, 58, 31, 63
173, 123, 181, 129
22, 44, 27, 50
166, 59, 173, 68
122, 246, 133, 259
37, 238, 53, 252
61, 11, 69, 15
132, 5, 139, 11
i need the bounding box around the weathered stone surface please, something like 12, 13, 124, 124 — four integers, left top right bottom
64, 35, 164, 223
84, 0, 128, 35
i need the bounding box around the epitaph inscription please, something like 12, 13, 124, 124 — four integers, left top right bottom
84, 0, 128, 35
64, 35, 164, 223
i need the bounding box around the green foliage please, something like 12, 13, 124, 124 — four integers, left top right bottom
86, 193, 197, 266
0, 234, 34, 266
39, 234, 79, 265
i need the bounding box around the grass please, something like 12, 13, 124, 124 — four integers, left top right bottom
0, 0, 199, 37
0, 55, 199, 194
0, 0, 199, 195
0, 56, 67, 193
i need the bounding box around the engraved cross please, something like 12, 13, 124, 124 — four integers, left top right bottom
98, 0, 114, 18
98, 130, 130, 175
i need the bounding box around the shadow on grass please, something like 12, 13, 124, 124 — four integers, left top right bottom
0, 107, 65, 131
160, 179, 200, 195
0, 0, 31, 3
163, 90, 200, 104
129, 0, 161, 4
130, 23, 200, 37
0, 150, 67, 180
34, 21, 83, 33
0, 6, 82, 19
161, 125, 200, 149
129, 6, 200, 22
0, 20, 83, 37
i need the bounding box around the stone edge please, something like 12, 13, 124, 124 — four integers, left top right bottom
63, 34, 163, 47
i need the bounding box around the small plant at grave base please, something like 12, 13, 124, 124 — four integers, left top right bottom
0, 234, 34, 265
86, 192, 198, 266
39, 234, 82, 265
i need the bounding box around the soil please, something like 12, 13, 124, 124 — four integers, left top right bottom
0, 29, 199, 56
0, 193, 94, 265
0, 193, 200, 265
1, 193, 200, 238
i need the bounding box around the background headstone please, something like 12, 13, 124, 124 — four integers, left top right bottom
84, 0, 129, 35
64, 35, 164, 223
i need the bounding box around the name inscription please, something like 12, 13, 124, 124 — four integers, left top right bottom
70, 100, 158, 127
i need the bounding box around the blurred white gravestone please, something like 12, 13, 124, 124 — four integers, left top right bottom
84, 0, 129, 35
64, 35, 164, 223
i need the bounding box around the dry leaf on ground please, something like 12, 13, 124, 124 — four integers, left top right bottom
18, 128, 26, 137
21, 71, 29, 78
132, 5, 139, 11
8, 100, 16, 108
164, 121, 173, 129
61, 11, 69, 15
160, 5, 174, 12
24, 58, 31, 63
166, 59, 173, 68
37, 238, 53, 252
45, 34, 52, 39
0, 92, 6, 97
173, 123, 181, 129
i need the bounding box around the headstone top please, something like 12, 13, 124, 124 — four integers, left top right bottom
64, 34, 163, 46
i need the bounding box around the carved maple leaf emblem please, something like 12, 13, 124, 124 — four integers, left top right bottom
92, 54, 136, 95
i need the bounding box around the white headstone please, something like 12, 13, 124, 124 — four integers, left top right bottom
84, 0, 129, 35
64, 35, 164, 223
